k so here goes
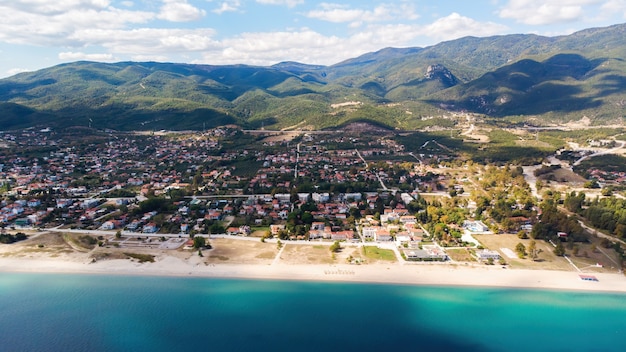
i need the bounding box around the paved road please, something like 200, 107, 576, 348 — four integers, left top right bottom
572, 141, 626, 166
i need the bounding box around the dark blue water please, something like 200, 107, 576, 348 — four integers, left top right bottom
1, 273, 625, 352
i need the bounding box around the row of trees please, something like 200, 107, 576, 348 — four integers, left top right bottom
0, 232, 28, 244
566, 192, 626, 239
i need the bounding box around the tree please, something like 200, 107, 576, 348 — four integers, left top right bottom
517, 230, 528, 239
528, 240, 540, 261
515, 242, 526, 258
115, 230, 122, 239
554, 242, 565, 256
15, 232, 28, 241
329, 241, 341, 253
301, 211, 314, 225
193, 236, 206, 249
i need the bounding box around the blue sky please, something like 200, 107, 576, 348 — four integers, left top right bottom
0, 0, 625, 77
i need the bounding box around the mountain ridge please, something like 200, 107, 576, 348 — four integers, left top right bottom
1, 23, 625, 131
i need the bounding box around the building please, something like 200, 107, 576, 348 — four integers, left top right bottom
375, 229, 392, 242
403, 246, 448, 261
331, 230, 354, 241
312, 192, 330, 203
463, 220, 489, 233
274, 193, 291, 203
476, 250, 501, 261
81, 198, 100, 209
400, 193, 414, 205
361, 226, 377, 240
100, 220, 116, 230
344, 193, 362, 201
143, 222, 158, 233
270, 224, 286, 235
311, 222, 325, 231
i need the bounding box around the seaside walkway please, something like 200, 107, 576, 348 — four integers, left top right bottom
272, 242, 287, 266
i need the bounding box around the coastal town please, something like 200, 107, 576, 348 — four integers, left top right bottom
1, 125, 625, 278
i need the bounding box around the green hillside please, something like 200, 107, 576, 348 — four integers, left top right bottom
0, 23, 625, 131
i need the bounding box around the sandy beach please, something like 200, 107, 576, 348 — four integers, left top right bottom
2, 253, 626, 293
1, 232, 625, 293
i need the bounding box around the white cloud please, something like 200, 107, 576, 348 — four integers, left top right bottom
0, 0, 111, 15
202, 29, 347, 65
193, 13, 510, 66
600, 0, 626, 18
72, 28, 220, 54
0, 3, 154, 46
131, 54, 170, 62
6, 67, 32, 76
306, 7, 364, 23
0, 0, 518, 71
498, 0, 602, 25
58, 51, 115, 61
157, 0, 206, 22
306, 3, 419, 25
212, 1, 240, 14
423, 13, 509, 41
256, 0, 304, 8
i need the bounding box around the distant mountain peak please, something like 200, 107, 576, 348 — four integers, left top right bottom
424, 64, 458, 87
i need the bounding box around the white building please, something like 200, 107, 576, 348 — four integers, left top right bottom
312, 192, 330, 203
476, 250, 501, 261
361, 226, 377, 240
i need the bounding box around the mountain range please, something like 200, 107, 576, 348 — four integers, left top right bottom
1, 23, 625, 131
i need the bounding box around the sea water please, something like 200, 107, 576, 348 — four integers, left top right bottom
0, 273, 625, 352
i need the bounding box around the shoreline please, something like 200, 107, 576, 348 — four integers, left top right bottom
2, 256, 626, 294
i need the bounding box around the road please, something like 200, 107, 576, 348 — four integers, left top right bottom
577, 218, 626, 247
572, 141, 626, 166
355, 149, 388, 191
522, 164, 542, 199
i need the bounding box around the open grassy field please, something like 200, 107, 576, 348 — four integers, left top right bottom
475, 234, 570, 270
446, 248, 477, 262
203, 238, 278, 264
280, 244, 335, 264
362, 246, 397, 263
474, 234, 619, 273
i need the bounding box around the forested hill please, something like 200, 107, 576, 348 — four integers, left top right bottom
1, 23, 625, 131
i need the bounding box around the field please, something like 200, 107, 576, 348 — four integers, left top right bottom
362, 246, 397, 262
203, 238, 278, 264
474, 234, 619, 273
280, 244, 335, 264
446, 248, 477, 262
280, 243, 363, 265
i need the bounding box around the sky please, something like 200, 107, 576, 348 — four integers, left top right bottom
0, 0, 625, 78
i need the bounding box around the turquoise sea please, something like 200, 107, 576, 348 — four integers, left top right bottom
1, 273, 625, 352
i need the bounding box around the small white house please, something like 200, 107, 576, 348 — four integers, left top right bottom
476, 250, 501, 261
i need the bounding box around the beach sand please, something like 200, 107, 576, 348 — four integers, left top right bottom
1, 233, 625, 292
1, 253, 625, 293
